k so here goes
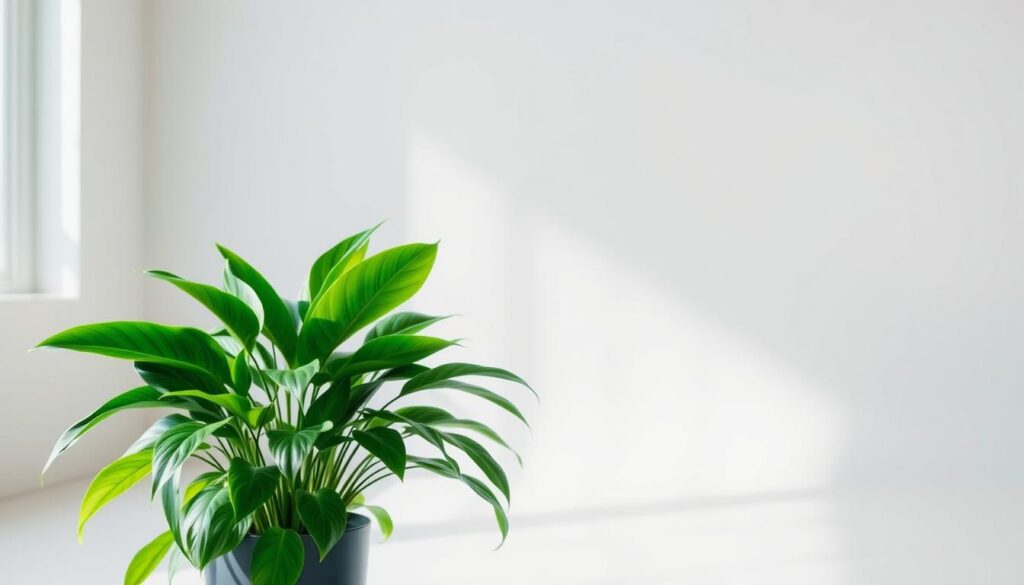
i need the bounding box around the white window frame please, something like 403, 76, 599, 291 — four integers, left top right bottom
0, 0, 36, 294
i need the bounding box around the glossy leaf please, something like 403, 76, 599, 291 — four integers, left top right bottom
223, 262, 265, 330
162, 390, 252, 418
152, 419, 231, 494
231, 355, 253, 395
184, 471, 225, 506
44, 386, 164, 475
361, 504, 394, 541
305, 380, 350, 430
295, 489, 347, 560
251, 527, 303, 585
352, 427, 407, 480
364, 312, 451, 342
38, 321, 231, 383
404, 362, 535, 398
443, 432, 510, 502
404, 379, 529, 426
262, 360, 319, 399
298, 243, 438, 363
123, 531, 175, 585
267, 422, 332, 480
79, 450, 152, 541
307, 225, 379, 303
218, 245, 298, 365
134, 362, 226, 396
147, 270, 260, 350
409, 456, 508, 546
182, 483, 249, 568
227, 459, 281, 520
394, 406, 522, 466
125, 414, 192, 455
333, 335, 456, 380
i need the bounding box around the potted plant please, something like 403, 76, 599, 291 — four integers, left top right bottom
38, 225, 533, 585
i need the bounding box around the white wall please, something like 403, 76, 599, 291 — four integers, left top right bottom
141, 1, 1024, 581
0, 0, 146, 497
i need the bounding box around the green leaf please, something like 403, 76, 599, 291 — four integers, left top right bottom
135, 362, 226, 396
295, 489, 348, 560
408, 456, 508, 546
124, 531, 175, 585
231, 355, 253, 395
305, 380, 350, 430
404, 379, 529, 426
251, 527, 303, 585
181, 483, 249, 568
162, 390, 252, 418
79, 450, 152, 541
261, 360, 319, 399
333, 335, 456, 380
404, 362, 535, 398
364, 312, 451, 342
223, 261, 265, 330
38, 321, 231, 383
393, 406, 522, 466
361, 504, 394, 541
44, 386, 164, 475
147, 270, 260, 350
443, 432, 511, 502
244, 405, 275, 428
298, 243, 438, 364
227, 459, 281, 520
160, 471, 186, 561
184, 471, 224, 506
306, 224, 380, 303
126, 414, 192, 455
152, 419, 231, 494
352, 427, 407, 480
218, 245, 298, 366
267, 422, 332, 480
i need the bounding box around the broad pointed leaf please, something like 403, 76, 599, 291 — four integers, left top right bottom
267, 422, 332, 480
218, 245, 297, 366
403, 362, 534, 398
125, 414, 192, 455
79, 450, 152, 541
306, 224, 380, 303
182, 483, 249, 568
123, 531, 175, 585
44, 386, 164, 475
251, 527, 303, 585
352, 427, 407, 480
298, 243, 438, 364
403, 379, 529, 426
147, 270, 260, 350
442, 432, 511, 502
295, 489, 347, 560
227, 459, 281, 520
333, 335, 456, 380
261, 360, 319, 399
152, 419, 231, 494
364, 312, 451, 342
361, 504, 394, 541
134, 362, 226, 395
38, 321, 231, 383
162, 390, 252, 418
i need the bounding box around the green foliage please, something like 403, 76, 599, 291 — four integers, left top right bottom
38, 225, 532, 581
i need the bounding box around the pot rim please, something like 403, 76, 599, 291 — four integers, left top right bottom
240, 512, 371, 540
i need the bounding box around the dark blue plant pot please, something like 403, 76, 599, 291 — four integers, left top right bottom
204, 514, 370, 585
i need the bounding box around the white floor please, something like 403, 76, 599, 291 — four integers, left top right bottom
1, 480, 1021, 584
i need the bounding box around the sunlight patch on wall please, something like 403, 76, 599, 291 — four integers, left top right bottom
399, 129, 848, 527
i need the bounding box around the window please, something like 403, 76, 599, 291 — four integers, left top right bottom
0, 0, 35, 294
0, 0, 78, 296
